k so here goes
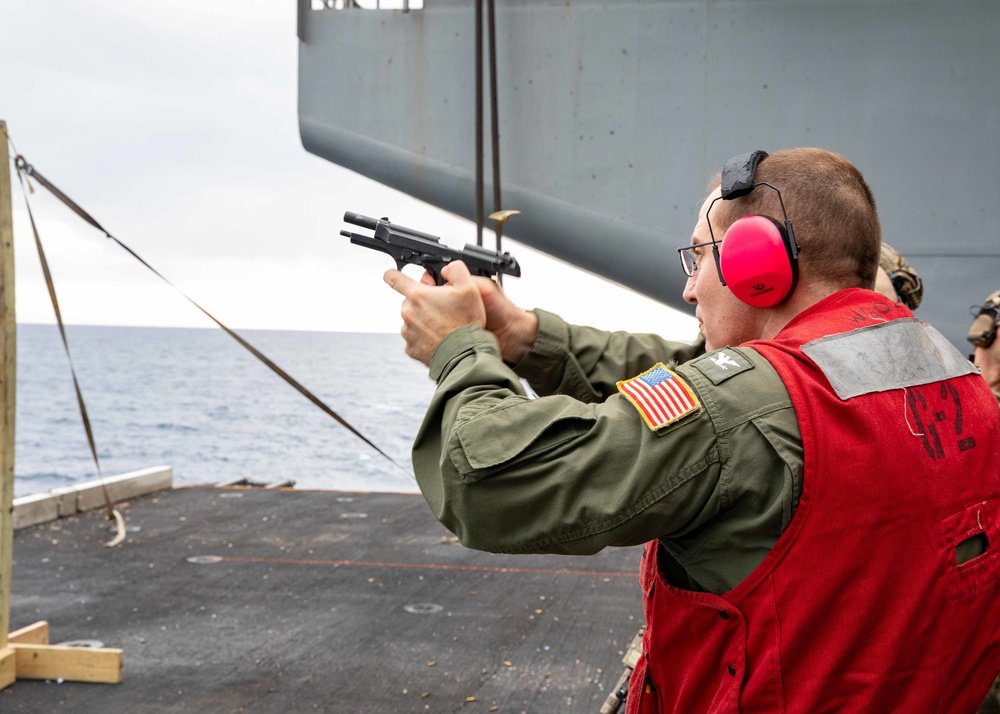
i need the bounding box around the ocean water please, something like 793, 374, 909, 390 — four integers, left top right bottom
13, 323, 435, 498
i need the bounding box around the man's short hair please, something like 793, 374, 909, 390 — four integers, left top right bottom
709, 148, 882, 290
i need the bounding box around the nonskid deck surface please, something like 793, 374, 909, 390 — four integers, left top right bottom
3, 487, 644, 713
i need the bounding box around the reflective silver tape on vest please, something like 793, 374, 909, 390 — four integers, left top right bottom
801, 318, 979, 400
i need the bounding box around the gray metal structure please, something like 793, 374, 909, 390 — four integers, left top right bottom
298, 0, 1000, 350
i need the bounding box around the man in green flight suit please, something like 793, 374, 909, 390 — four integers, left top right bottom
384, 148, 1000, 711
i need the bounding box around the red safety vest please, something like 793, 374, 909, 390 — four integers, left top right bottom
628, 289, 1000, 713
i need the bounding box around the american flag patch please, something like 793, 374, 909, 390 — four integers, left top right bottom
616, 363, 700, 430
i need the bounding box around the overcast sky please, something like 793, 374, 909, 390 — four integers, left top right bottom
1, 0, 697, 339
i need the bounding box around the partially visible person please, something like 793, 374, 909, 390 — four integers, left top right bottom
974, 289, 1000, 714
970, 289, 1000, 403
874, 242, 923, 309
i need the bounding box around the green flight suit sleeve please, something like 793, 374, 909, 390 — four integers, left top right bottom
511, 309, 705, 401
413, 324, 801, 594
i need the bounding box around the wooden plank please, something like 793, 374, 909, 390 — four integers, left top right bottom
0, 647, 15, 690
9, 621, 49, 645
12, 643, 123, 684
0, 119, 15, 651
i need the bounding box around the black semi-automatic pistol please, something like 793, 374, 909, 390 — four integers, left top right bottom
341, 211, 521, 285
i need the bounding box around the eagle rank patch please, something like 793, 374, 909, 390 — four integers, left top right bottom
617, 363, 701, 431
690, 348, 754, 385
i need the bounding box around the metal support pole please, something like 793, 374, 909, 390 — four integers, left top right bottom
474, 0, 484, 246
486, 0, 502, 282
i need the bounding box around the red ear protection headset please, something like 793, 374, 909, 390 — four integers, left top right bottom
704, 150, 801, 308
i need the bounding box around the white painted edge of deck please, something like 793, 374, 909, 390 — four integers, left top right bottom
12, 466, 173, 530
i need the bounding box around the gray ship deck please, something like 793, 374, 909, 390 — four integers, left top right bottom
2, 486, 644, 713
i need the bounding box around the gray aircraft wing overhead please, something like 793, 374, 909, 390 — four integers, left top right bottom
298, 0, 1000, 352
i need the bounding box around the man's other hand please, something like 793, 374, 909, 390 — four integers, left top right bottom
470, 275, 538, 365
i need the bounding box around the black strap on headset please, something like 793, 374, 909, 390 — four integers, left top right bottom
720, 150, 769, 199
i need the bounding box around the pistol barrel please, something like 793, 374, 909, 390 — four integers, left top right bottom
343, 211, 379, 230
